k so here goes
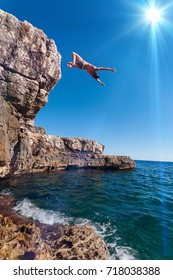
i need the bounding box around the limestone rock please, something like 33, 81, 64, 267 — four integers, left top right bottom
0, 215, 109, 260
105, 155, 136, 169
0, 9, 136, 177
8, 127, 135, 174
0, 195, 109, 260
0, 215, 52, 260
0, 9, 61, 119
51, 225, 109, 260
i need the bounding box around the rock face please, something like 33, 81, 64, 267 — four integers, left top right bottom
0, 195, 109, 260
0, 9, 61, 120
0, 9, 61, 177
0, 9, 135, 177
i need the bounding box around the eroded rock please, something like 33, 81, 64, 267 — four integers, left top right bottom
0, 10, 61, 119
0, 195, 109, 260
51, 225, 109, 260
0, 9, 135, 177
0, 216, 52, 260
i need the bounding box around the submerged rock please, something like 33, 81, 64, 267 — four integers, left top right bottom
0, 9, 135, 177
0, 195, 109, 260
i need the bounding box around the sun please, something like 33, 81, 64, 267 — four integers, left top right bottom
146, 7, 161, 25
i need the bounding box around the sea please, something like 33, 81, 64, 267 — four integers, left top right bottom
0, 160, 173, 260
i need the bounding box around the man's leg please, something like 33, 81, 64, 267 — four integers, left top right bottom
96, 78, 105, 86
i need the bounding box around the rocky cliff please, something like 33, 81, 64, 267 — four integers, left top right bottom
0, 9, 136, 178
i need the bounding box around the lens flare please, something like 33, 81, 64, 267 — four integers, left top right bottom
146, 7, 161, 25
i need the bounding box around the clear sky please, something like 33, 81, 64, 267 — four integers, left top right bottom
1, 0, 173, 162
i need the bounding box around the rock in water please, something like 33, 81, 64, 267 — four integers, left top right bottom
0, 9, 136, 177
0, 195, 109, 260
0, 215, 109, 260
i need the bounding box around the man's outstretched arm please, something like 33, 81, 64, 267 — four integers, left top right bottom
72, 52, 84, 63
96, 67, 116, 72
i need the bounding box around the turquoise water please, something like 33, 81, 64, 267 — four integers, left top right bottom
0, 160, 173, 260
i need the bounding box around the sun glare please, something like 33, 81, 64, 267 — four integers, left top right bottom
146, 7, 161, 25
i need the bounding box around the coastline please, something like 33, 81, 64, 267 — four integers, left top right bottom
0, 194, 110, 260
0, 9, 135, 260
0, 9, 135, 178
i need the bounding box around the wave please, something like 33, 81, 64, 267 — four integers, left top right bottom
73, 218, 137, 260
0, 188, 13, 195
13, 198, 73, 225
114, 246, 137, 260
13, 198, 137, 260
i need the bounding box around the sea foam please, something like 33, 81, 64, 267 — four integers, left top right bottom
13, 198, 137, 260
0, 188, 13, 195
13, 198, 73, 225
66, 215, 137, 260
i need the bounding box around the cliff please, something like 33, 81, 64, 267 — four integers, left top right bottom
0, 9, 135, 178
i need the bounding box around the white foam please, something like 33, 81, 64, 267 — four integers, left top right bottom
71, 217, 137, 260
114, 246, 137, 260
0, 189, 12, 195
13, 198, 138, 260
13, 198, 72, 225
73, 217, 117, 239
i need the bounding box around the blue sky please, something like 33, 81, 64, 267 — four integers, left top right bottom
1, 0, 173, 162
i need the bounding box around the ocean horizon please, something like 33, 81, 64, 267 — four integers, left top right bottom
0, 160, 173, 260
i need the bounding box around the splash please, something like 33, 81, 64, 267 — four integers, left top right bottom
13, 198, 73, 225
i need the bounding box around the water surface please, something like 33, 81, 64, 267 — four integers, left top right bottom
1, 160, 173, 259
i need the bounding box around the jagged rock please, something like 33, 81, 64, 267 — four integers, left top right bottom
0, 215, 109, 260
8, 127, 135, 174
0, 9, 61, 176
0, 215, 52, 260
10, 127, 106, 174
104, 155, 136, 169
0, 9, 135, 177
51, 225, 109, 260
0, 9, 61, 119
0, 95, 20, 177
0, 195, 109, 260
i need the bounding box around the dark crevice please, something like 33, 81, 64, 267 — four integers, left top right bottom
0, 63, 36, 81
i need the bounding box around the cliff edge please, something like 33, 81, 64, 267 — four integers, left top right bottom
0, 10, 135, 178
